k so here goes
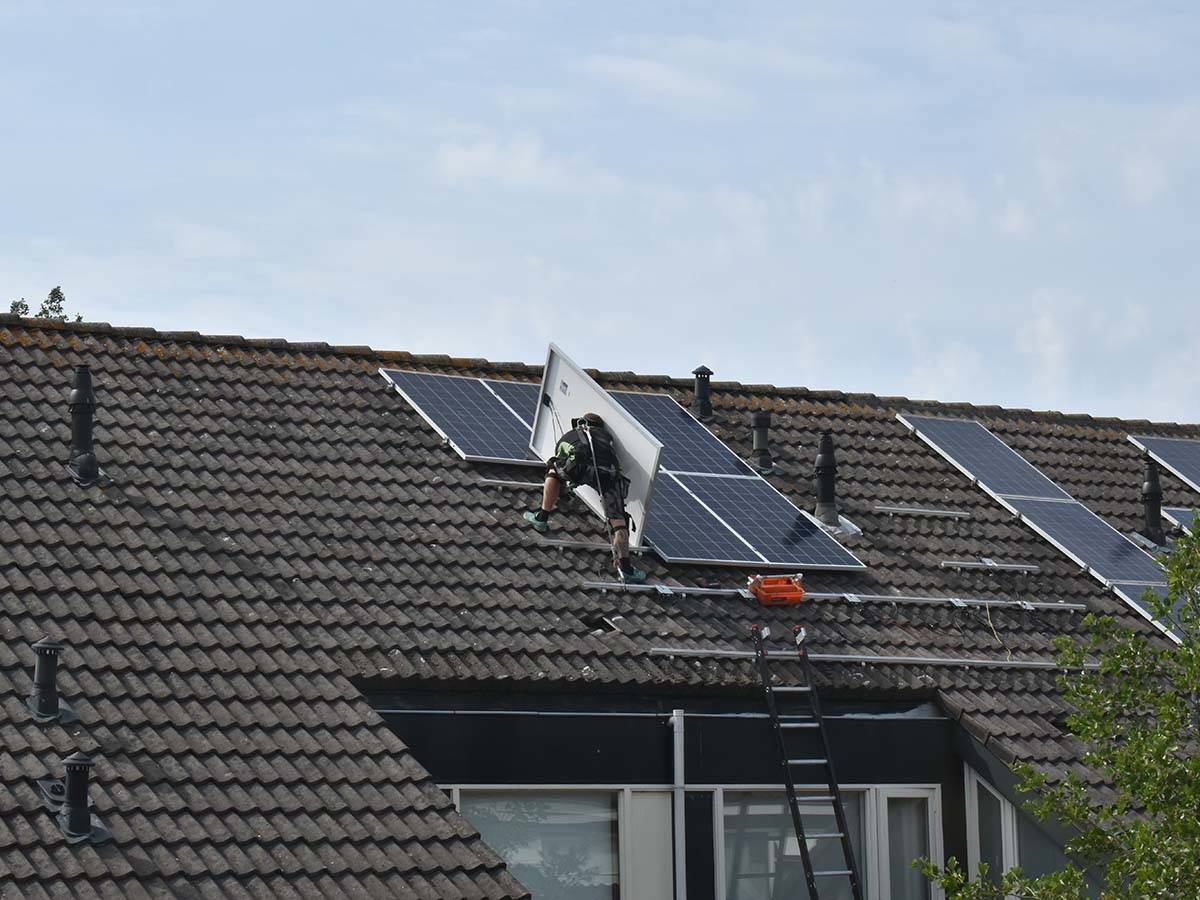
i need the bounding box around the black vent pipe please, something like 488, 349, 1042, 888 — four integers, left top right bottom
1142, 455, 1166, 545
67, 365, 99, 486
28, 636, 63, 721
813, 432, 839, 526
750, 410, 773, 472
61, 752, 94, 840
691, 365, 713, 421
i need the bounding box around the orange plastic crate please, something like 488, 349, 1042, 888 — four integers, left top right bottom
746, 574, 805, 606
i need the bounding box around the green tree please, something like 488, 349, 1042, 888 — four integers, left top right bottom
38, 285, 68, 320
920, 524, 1200, 898
10, 286, 82, 321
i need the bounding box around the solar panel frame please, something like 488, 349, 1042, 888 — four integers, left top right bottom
675, 473, 866, 570
899, 414, 1071, 500
610, 391, 756, 476
1005, 496, 1167, 585
1163, 506, 1196, 534
379, 369, 542, 466
1129, 435, 1200, 496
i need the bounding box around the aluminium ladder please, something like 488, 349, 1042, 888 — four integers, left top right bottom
750, 624, 864, 900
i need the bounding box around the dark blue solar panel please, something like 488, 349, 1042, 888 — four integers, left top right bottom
381, 370, 538, 463
1164, 507, 1196, 533
1111, 582, 1183, 634
677, 474, 864, 569
484, 379, 541, 428
644, 474, 762, 565
904, 415, 1070, 500
611, 391, 753, 476
1132, 435, 1200, 493
1008, 497, 1166, 584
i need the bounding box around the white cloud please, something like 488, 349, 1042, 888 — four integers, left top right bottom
434, 135, 624, 192
862, 167, 977, 230
995, 200, 1032, 237
794, 181, 834, 230
576, 54, 745, 115
1122, 155, 1168, 205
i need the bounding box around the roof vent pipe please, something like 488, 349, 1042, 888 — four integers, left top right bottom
1142, 455, 1166, 545
61, 752, 96, 841
691, 365, 713, 421
750, 410, 773, 472
67, 365, 99, 487
813, 432, 840, 526
28, 637, 64, 721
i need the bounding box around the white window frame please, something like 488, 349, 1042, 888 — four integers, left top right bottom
448, 783, 670, 895
964, 765, 1020, 884
704, 783, 944, 900
448, 782, 943, 900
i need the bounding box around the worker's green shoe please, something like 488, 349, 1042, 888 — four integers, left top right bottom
617, 561, 647, 584
523, 511, 550, 532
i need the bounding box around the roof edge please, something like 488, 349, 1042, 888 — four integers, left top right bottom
3, 313, 1195, 430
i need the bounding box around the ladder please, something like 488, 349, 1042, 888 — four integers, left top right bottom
750, 624, 864, 900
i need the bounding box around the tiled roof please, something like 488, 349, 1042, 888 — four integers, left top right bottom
2, 315, 1197, 894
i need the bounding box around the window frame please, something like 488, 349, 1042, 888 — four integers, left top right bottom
964, 765, 1020, 884
447, 782, 944, 900
702, 782, 943, 900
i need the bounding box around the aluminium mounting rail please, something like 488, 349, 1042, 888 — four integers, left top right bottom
651, 645, 1098, 671
581, 581, 1087, 612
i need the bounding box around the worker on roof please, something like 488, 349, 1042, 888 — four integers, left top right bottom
524, 412, 647, 584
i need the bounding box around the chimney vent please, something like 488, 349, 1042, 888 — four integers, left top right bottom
58, 752, 109, 843
66, 365, 99, 487
750, 410, 773, 472
1141, 455, 1166, 545
813, 432, 840, 526
691, 365, 713, 421
27, 636, 74, 722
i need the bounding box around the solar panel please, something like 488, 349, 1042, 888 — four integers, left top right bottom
381, 367, 864, 569
901, 415, 1070, 500
1130, 435, 1200, 494
485, 379, 541, 428
1164, 506, 1196, 533
379, 370, 539, 465
1007, 497, 1166, 584
643, 474, 764, 565
611, 391, 754, 476
1111, 582, 1185, 634
676, 474, 865, 569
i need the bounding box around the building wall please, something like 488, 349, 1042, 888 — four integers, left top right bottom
370, 688, 985, 899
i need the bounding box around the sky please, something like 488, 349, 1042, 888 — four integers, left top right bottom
2, 1, 1199, 421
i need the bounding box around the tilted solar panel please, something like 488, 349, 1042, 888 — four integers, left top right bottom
676, 474, 865, 569
379, 370, 539, 465
485, 379, 541, 428
901, 415, 1070, 500
1130, 435, 1200, 495
1006, 497, 1166, 585
611, 391, 754, 476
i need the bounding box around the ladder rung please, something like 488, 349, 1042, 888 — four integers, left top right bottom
792, 795, 835, 803
772, 686, 812, 693
787, 758, 828, 766
780, 722, 820, 729
805, 832, 845, 839
814, 869, 852, 877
